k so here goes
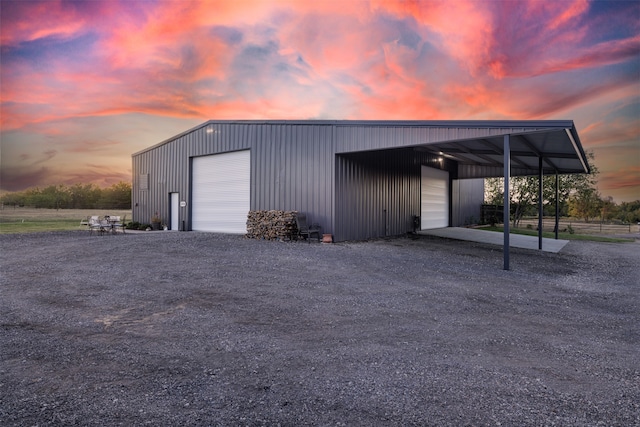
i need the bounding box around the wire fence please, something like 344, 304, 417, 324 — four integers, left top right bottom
517, 218, 638, 234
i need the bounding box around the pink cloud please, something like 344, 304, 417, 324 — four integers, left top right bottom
537, 0, 590, 31
536, 35, 640, 76
582, 118, 640, 149
0, 1, 90, 45
599, 166, 640, 193
378, 0, 496, 77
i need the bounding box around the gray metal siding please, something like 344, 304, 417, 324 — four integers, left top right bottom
251, 124, 334, 232
335, 125, 535, 153
451, 178, 484, 226
335, 149, 454, 241
132, 137, 191, 227
459, 164, 547, 179
132, 120, 559, 240
133, 123, 335, 234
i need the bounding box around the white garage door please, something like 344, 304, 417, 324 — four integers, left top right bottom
421, 165, 449, 229
192, 150, 250, 233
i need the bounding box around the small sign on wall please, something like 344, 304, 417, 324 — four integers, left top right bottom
180, 201, 187, 207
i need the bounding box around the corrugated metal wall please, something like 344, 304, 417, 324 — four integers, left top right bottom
132, 134, 192, 227
334, 124, 531, 153
334, 148, 455, 241
250, 124, 335, 233
132, 123, 334, 233
459, 164, 542, 179
132, 121, 495, 240
451, 179, 484, 226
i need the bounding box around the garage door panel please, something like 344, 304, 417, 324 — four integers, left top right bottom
192, 151, 250, 234
421, 166, 449, 229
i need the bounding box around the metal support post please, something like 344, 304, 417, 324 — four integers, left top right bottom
555, 173, 559, 240
538, 156, 543, 250
503, 134, 510, 270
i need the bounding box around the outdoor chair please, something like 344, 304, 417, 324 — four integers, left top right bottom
101, 216, 113, 234
79, 216, 90, 229
88, 216, 103, 235
295, 213, 321, 243
112, 215, 126, 234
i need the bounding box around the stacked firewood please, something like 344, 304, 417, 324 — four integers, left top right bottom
246, 210, 298, 240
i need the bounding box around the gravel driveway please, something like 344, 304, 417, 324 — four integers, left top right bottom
1, 231, 638, 426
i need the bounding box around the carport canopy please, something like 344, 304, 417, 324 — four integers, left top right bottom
410, 120, 590, 177
406, 120, 590, 270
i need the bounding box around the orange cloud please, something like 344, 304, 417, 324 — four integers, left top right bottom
536, 35, 640, 76
375, 1, 495, 76
599, 166, 640, 198
582, 118, 640, 149
0, 0, 91, 45
546, 0, 590, 30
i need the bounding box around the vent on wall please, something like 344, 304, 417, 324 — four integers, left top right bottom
139, 174, 149, 190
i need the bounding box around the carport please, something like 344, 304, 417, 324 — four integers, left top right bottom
406, 121, 590, 269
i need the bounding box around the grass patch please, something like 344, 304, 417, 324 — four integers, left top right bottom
478, 225, 634, 243
0, 219, 84, 234
0, 208, 131, 234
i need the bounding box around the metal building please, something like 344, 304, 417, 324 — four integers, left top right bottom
131, 120, 589, 244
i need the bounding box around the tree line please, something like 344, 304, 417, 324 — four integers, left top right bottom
0, 182, 132, 210
2, 157, 637, 224
484, 152, 639, 225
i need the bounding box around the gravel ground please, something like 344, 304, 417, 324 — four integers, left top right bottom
1, 230, 638, 426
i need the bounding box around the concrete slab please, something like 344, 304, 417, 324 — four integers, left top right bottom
418, 227, 569, 253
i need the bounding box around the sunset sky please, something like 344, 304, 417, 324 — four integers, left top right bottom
1, 0, 638, 202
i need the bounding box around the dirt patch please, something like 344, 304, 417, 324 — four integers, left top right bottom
1, 231, 638, 426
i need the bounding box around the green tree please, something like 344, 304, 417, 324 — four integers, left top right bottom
483, 177, 504, 206
599, 196, 617, 222
98, 181, 131, 209
568, 188, 601, 222
24, 187, 45, 208
0, 181, 132, 209
68, 183, 101, 209
0, 191, 27, 207
485, 151, 599, 226
38, 185, 71, 209
617, 200, 640, 223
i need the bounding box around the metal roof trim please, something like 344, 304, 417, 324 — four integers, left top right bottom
565, 128, 590, 174
132, 121, 213, 157
132, 119, 583, 160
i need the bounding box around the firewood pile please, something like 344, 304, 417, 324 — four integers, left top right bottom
246, 210, 298, 240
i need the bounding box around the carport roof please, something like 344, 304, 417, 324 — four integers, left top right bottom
330, 119, 589, 175
405, 120, 590, 175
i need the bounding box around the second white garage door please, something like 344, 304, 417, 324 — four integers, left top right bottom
421, 165, 449, 229
192, 150, 250, 234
